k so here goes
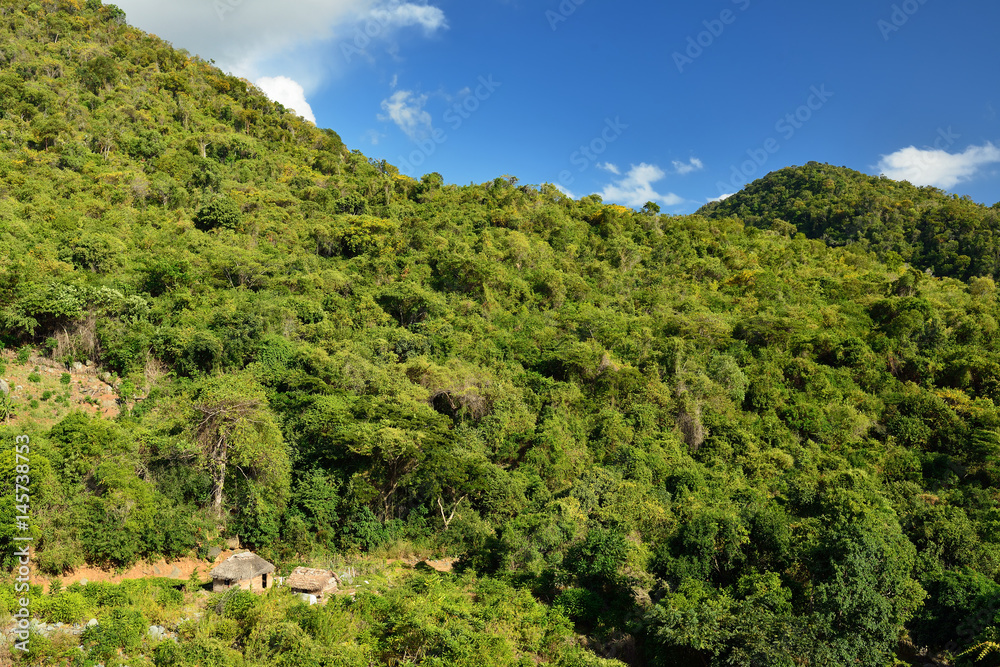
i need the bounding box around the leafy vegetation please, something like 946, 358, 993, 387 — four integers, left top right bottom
1, 0, 1000, 665
699, 161, 1000, 281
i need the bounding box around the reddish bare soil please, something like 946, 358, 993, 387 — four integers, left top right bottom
389, 557, 457, 573
37, 552, 243, 593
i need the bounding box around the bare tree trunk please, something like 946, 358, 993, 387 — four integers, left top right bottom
211, 458, 226, 516
437, 495, 467, 530
208, 434, 228, 517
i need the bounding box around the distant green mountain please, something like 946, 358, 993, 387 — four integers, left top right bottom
699, 161, 1000, 280
2, 2, 1000, 666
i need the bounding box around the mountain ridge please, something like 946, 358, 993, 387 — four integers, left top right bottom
699, 161, 1000, 281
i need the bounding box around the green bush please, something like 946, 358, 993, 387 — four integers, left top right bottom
193, 196, 242, 231
153, 639, 184, 667
78, 581, 132, 608
71, 232, 127, 274
553, 587, 604, 627
57, 141, 94, 171
218, 589, 259, 622
16, 347, 30, 364
555, 648, 628, 666
158, 636, 240, 667
157, 586, 184, 608
60, 372, 71, 385
37, 591, 88, 624
82, 608, 147, 661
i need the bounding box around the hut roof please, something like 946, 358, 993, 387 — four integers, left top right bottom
209, 552, 275, 581
287, 567, 338, 592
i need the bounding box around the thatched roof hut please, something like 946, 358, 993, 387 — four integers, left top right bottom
287, 567, 339, 599
209, 552, 275, 593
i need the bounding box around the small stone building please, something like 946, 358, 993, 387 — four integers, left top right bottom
287, 567, 339, 601
209, 552, 275, 593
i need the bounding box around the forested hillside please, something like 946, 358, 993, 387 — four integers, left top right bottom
699, 161, 1000, 281
2, 1, 1000, 666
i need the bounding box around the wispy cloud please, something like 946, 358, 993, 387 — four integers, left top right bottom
379, 89, 432, 140
708, 193, 734, 203
672, 157, 704, 175
255, 76, 316, 123
597, 162, 620, 175
599, 163, 684, 208
370, 1, 448, 33
875, 142, 1000, 188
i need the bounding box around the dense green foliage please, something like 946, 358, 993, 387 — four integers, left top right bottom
699, 161, 1000, 281
3, 574, 606, 667
2, 0, 1000, 665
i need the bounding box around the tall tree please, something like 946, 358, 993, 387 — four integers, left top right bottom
192, 374, 289, 518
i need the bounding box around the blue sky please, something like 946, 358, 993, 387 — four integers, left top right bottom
114, 0, 1000, 212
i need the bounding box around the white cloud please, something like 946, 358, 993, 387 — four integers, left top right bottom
708, 193, 734, 202
597, 162, 620, 175
255, 76, 316, 123
379, 90, 432, 140
364, 129, 384, 145
672, 157, 704, 175
111, 1, 446, 84
114, 0, 357, 76
553, 183, 577, 199
370, 1, 448, 32
875, 142, 1000, 189
599, 163, 684, 208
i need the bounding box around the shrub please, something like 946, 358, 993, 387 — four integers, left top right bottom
60, 372, 71, 385
555, 648, 627, 666
38, 592, 88, 624
0, 394, 16, 422
153, 640, 184, 667
158, 637, 239, 667
553, 587, 604, 626
193, 196, 242, 231
79, 581, 132, 608
57, 141, 94, 171
218, 589, 259, 622
77, 55, 120, 93
71, 233, 127, 273
156, 586, 184, 608
16, 347, 30, 364
82, 608, 147, 661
